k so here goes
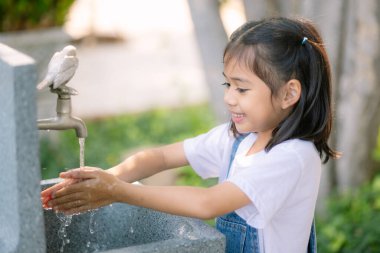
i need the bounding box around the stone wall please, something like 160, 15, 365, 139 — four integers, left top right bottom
0, 43, 45, 253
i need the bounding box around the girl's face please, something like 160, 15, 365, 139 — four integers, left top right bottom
223, 59, 288, 136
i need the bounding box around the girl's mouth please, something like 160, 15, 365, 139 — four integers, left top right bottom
231, 113, 245, 124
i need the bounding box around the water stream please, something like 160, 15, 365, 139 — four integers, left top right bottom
79, 137, 85, 168
57, 137, 87, 253
57, 213, 72, 253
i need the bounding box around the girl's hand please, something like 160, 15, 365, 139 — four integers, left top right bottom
47, 167, 123, 215
41, 178, 82, 209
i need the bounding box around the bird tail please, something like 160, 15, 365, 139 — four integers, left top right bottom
36, 79, 50, 90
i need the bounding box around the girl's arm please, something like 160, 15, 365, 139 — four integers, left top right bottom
116, 181, 251, 219
49, 167, 251, 219
41, 142, 187, 203
107, 142, 188, 182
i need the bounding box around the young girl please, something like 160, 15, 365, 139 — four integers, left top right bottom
41, 17, 339, 253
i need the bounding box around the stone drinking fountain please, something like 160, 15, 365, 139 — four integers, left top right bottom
0, 43, 225, 253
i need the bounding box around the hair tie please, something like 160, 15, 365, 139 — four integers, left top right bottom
301, 37, 308, 45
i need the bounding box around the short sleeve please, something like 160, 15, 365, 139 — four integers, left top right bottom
227, 147, 303, 228
183, 123, 233, 179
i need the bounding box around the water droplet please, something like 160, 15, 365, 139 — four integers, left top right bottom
130, 227, 134, 233
56, 213, 72, 253
89, 210, 97, 234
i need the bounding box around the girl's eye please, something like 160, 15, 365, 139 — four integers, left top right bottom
222, 82, 249, 93
236, 88, 249, 94
221, 82, 230, 88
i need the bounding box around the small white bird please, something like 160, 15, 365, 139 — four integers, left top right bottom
37, 45, 79, 91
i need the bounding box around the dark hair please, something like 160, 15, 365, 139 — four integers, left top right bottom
224, 17, 340, 163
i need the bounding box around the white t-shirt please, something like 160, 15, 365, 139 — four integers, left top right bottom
183, 123, 321, 253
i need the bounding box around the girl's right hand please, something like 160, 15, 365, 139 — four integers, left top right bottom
41, 177, 82, 209
47, 167, 123, 214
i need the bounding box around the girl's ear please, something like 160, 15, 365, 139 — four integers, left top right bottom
281, 79, 301, 109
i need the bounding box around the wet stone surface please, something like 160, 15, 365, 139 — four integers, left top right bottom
42, 179, 225, 253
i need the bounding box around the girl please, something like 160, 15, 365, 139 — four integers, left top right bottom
41, 17, 339, 253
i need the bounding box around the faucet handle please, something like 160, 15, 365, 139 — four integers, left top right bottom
50, 85, 78, 98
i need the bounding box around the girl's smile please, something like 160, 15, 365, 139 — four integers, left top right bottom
231, 112, 246, 124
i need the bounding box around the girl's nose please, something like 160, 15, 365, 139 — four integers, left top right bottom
224, 88, 237, 106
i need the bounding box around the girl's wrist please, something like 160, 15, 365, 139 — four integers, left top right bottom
106, 165, 125, 180
112, 179, 131, 203
107, 163, 136, 183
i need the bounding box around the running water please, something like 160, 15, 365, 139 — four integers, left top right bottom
89, 211, 97, 234
57, 137, 86, 253
79, 137, 85, 168
86, 209, 100, 251
80, 138, 100, 251
57, 213, 73, 253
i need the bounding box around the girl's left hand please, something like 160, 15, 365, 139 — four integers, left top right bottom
47, 166, 123, 215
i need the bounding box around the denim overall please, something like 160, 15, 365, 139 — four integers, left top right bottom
216, 135, 317, 253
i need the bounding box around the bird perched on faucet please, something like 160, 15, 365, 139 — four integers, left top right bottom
37, 45, 79, 95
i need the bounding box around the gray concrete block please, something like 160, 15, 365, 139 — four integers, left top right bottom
42, 179, 225, 253
0, 43, 45, 253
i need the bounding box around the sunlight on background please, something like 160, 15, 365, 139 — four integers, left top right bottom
62, 0, 246, 119
220, 0, 246, 36
65, 0, 246, 39
65, 0, 194, 39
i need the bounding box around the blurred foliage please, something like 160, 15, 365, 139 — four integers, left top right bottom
317, 174, 380, 253
176, 166, 218, 227
0, 0, 74, 32
40, 104, 216, 179
373, 127, 380, 163
176, 166, 217, 188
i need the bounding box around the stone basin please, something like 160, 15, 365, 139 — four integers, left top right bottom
42, 179, 225, 253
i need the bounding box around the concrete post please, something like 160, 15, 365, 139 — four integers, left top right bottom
0, 43, 45, 253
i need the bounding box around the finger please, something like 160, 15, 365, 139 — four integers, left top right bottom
41, 182, 65, 197
41, 196, 52, 208
42, 180, 84, 202
62, 199, 110, 215
41, 178, 79, 197
53, 181, 89, 198
60, 168, 99, 180
49, 192, 84, 207
42, 201, 52, 210
54, 199, 85, 212
61, 204, 93, 215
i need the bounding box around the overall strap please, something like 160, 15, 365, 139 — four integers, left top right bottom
226, 134, 247, 178
308, 219, 317, 252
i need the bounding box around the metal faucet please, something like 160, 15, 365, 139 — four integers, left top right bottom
36, 45, 87, 138
37, 87, 87, 138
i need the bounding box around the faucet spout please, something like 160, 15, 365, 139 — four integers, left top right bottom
37, 116, 87, 138
37, 96, 87, 138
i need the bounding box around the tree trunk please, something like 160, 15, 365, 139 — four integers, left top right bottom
243, 0, 266, 20
243, 0, 293, 20
186, 0, 229, 123
300, 0, 346, 211
296, 1, 380, 192
334, 0, 380, 191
